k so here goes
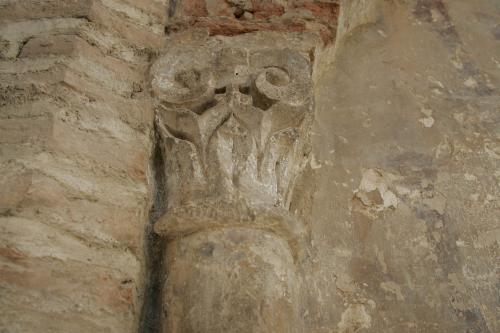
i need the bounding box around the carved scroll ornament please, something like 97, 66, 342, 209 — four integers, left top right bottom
150, 37, 314, 254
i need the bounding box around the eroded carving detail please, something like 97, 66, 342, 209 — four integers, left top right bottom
151, 35, 314, 251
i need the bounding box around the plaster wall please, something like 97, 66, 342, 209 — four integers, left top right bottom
303, 1, 499, 332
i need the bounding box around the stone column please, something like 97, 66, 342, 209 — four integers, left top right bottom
149, 1, 338, 331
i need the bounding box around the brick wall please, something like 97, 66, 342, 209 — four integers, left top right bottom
0, 1, 167, 332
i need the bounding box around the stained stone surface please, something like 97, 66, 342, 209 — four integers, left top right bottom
151, 32, 316, 211
0, 1, 164, 332
150, 30, 320, 332
303, 1, 499, 332
151, 31, 319, 244
0, 0, 498, 333
162, 228, 301, 333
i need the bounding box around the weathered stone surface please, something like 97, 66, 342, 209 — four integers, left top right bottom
303, 0, 499, 332
1, 0, 498, 332
162, 228, 301, 333
0, 1, 162, 332
151, 35, 314, 210
149, 27, 323, 331
166, 0, 339, 44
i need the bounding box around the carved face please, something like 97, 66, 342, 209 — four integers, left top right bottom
151, 41, 313, 209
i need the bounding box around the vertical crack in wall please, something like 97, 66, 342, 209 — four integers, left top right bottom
139, 124, 167, 333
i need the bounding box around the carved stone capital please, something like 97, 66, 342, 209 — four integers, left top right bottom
151, 33, 315, 251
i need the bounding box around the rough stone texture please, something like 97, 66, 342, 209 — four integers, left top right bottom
149, 26, 323, 332
163, 228, 301, 333
166, 0, 339, 43
1, 0, 499, 332
141, 1, 339, 331
304, 0, 499, 332
0, 1, 165, 332
151, 32, 317, 231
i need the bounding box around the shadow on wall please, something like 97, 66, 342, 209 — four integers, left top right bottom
139, 126, 167, 333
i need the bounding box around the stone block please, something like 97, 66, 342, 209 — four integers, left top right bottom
51, 116, 149, 182
0, 217, 141, 333
19, 35, 145, 97
0, 0, 93, 21
0, 116, 53, 145
0, 18, 87, 58
88, 1, 163, 49
0, 161, 32, 215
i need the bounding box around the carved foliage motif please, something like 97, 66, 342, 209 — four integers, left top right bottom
151, 37, 313, 210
